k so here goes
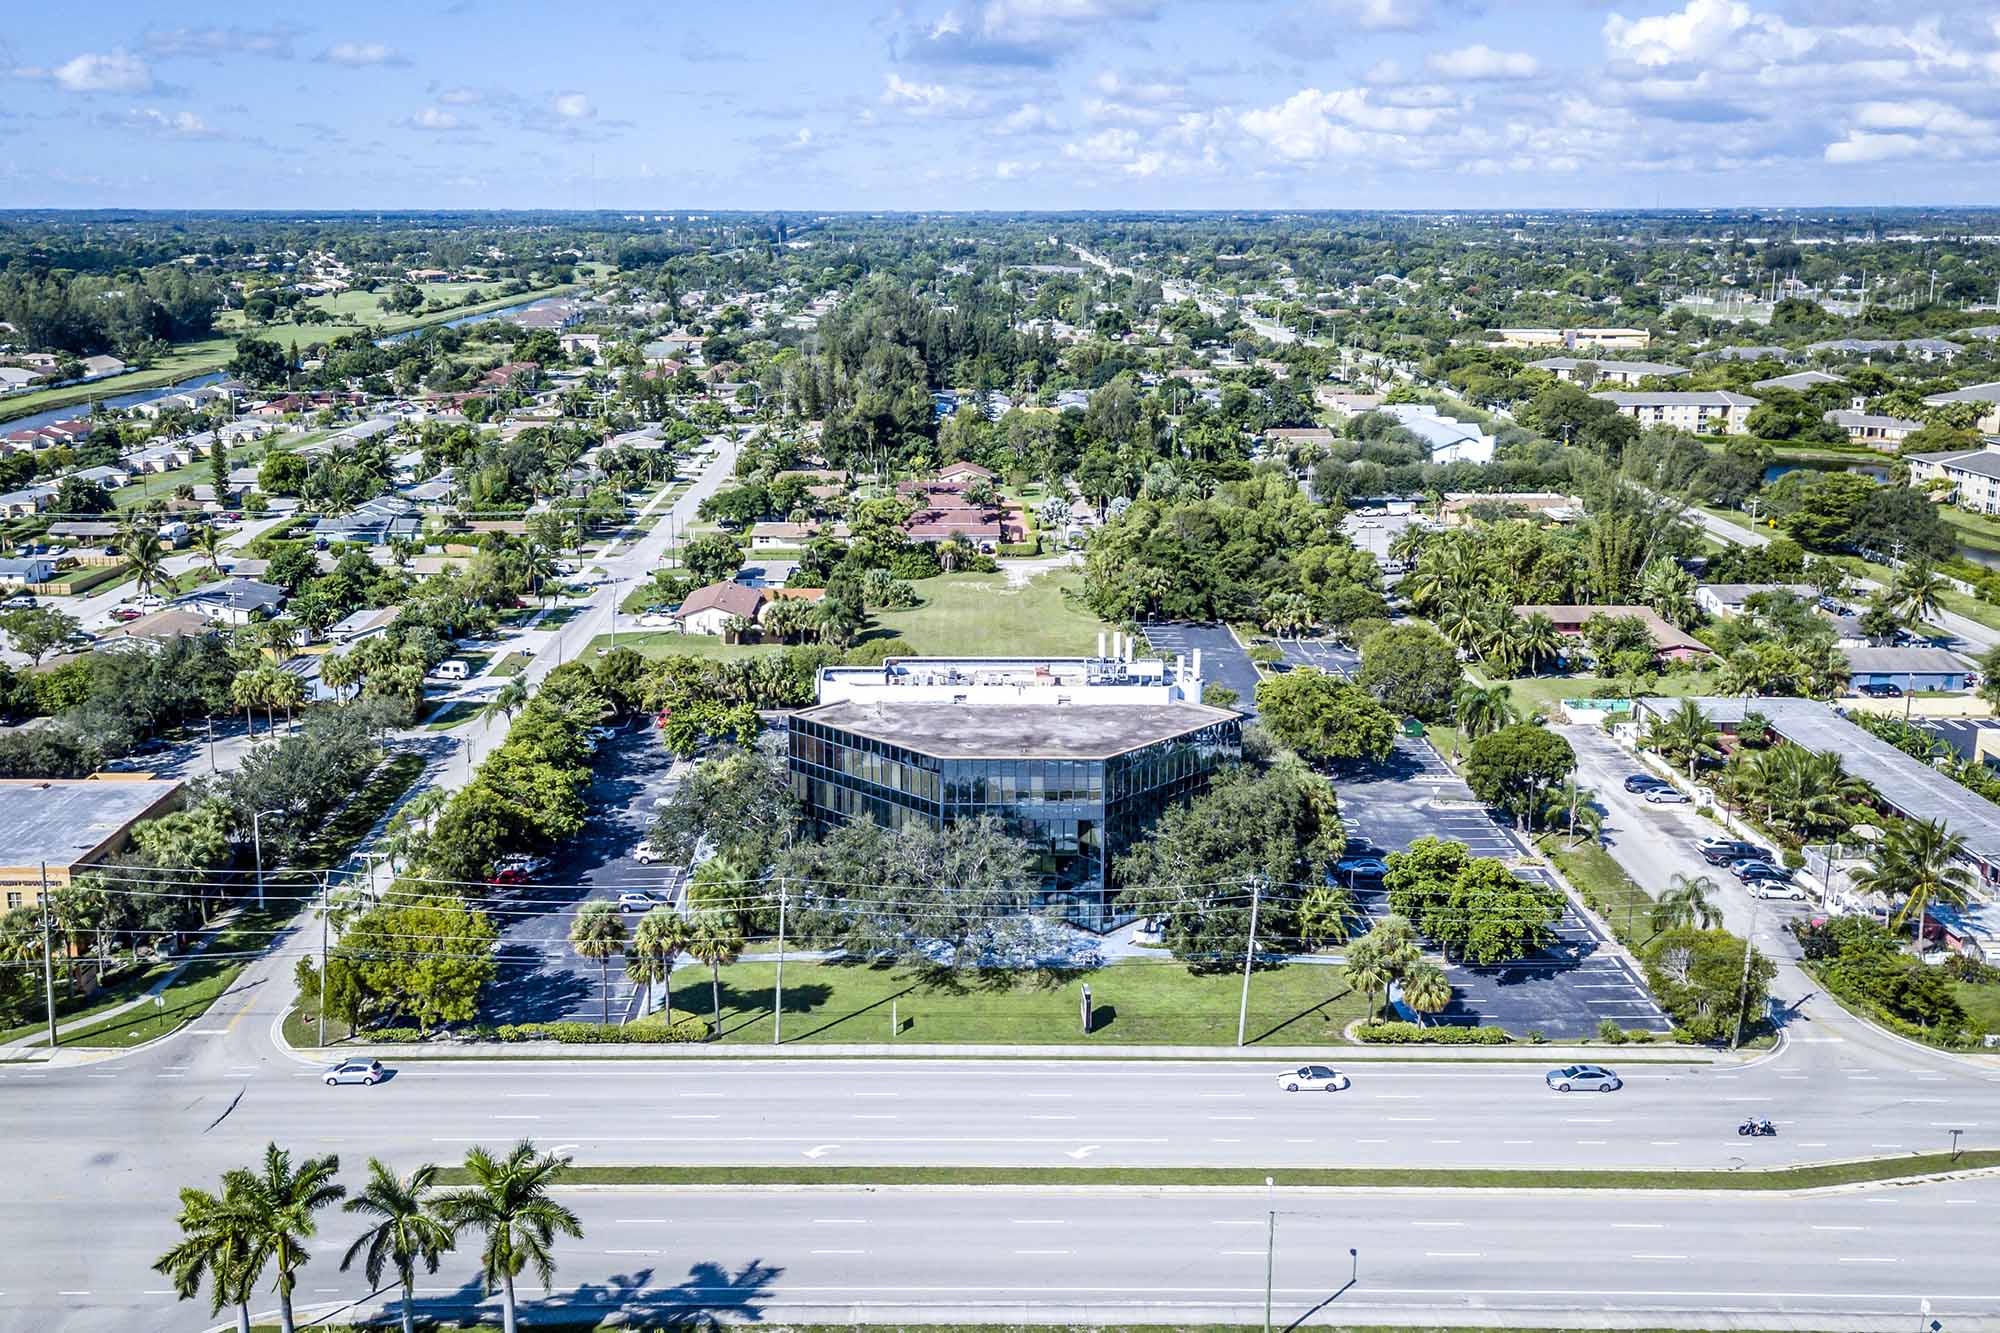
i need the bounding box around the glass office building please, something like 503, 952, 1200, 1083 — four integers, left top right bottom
787, 699, 1242, 929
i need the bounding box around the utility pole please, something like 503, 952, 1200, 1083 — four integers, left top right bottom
1731, 896, 1760, 1050
317, 873, 330, 1047
1237, 875, 1263, 1047
40, 863, 57, 1049
772, 881, 787, 1046
1263, 1175, 1276, 1333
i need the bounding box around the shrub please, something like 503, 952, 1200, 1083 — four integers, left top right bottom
1524, 1028, 1545, 1044
355, 1016, 709, 1044
1596, 1018, 1628, 1044
996, 540, 1040, 558
1354, 1021, 1510, 1045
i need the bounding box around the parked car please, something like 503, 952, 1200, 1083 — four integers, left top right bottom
1545, 1064, 1622, 1092
323, 1058, 384, 1087
1333, 856, 1388, 880
1729, 858, 1787, 881
1623, 774, 1670, 793
617, 890, 663, 914
1857, 682, 1903, 699
131, 593, 164, 610
1642, 787, 1691, 804
1697, 838, 1762, 866
489, 866, 530, 886
109, 607, 142, 622
494, 854, 549, 877
0, 595, 34, 609
1277, 1064, 1350, 1092
633, 840, 660, 866
1751, 881, 1805, 901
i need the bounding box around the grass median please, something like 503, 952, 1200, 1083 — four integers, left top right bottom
253, 1325, 1809, 1333
444, 1150, 2000, 1192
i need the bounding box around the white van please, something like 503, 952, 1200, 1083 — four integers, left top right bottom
430, 659, 470, 681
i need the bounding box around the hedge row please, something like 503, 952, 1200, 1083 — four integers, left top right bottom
351, 1016, 710, 1045
1353, 1021, 1511, 1044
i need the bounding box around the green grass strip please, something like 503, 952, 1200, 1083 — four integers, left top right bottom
433, 1150, 2000, 1192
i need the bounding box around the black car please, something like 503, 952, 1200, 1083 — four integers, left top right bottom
1699, 840, 1763, 866
1857, 682, 1903, 699
1623, 774, 1670, 793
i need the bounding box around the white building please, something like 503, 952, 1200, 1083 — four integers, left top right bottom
1824, 409, 1923, 449
1380, 404, 1495, 464
815, 639, 1205, 708
1592, 390, 1757, 435
1907, 442, 2000, 513
1922, 382, 2000, 435
1527, 357, 1689, 385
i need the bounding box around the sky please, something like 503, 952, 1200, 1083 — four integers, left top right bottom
5, 0, 2000, 211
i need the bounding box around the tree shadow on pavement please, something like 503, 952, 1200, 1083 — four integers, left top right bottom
554, 1257, 785, 1327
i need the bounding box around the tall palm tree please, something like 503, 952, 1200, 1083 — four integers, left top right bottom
1295, 883, 1355, 950
568, 901, 628, 1025
154, 1180, 261, 1333
319, 649, 362, 703
1891, 561, 1946, 628
341, 1159, 456, 1333
190, 524, 229, 577
1652, 872, 1723, 934
1399, 962, 1453, 1027
1510, 611, 1563, 674
1643, 699, 1720, 776
1855, 818, 1973, 949
684, 909, 746, 1039
230, 667, 267, 738
222, 1142, 346, 1333
126, 529, 168, 597
1453, 681, 1517, 741
628, 907, 691, 1023
490, 678, 531, 730
436, 1141, 584, 1333
1639, 556, 1698, 629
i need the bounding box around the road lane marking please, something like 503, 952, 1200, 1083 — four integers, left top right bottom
613, 1218, 671, 1224
1630, 1254, 1687, 1261
1011, 1219, 1067, 1225
1013, 1250, 1072, 1256
1812, 1225, 1865, 1232
810, 1249, 866, 1256
812, 1218, 867, 1224
1423, 1251, 1483, 1259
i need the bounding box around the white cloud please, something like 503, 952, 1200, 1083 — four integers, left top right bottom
1603, 0, 1811, 69
907, 0, 1161, 66
552, 92, 595, 120
1362, 59, 1406, 86
881, 73, 982, 115
1824, 130, 1924, 164
1000, 103, 1057, 133
1239, 86, 1447, 161
440, 87, 482, 105
319, 41, 405, 67
124, 107, 216, 138
1851, 100, 1991, 137
42, 50, 155, 94
1426, 45, 1540, 81
1311, 0, 1429, 31
995, 158, 1027, 178
408, 106, 463, 132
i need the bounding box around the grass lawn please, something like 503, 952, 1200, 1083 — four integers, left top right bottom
1939, 506, 2000, 557
490, 651, 534, 676
584, 631, 792, 662
422, 700, 486, 732
1470, 671, 1709, 722
865, 571, 1113, 657
59, 907, 285, 1048
1537, 832, 1659, 951
0, 958, 171, 1046
1952, 979, 2000, 1038
535, 604, 586, 628
654, 957, 1368, 1046
0, 336, 236, 424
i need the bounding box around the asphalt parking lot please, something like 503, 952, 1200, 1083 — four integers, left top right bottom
1140, 622, 1262, 713
1276, 635, 1360, 678
1332, 736, 1670, 1038
480, 724, 687, 1025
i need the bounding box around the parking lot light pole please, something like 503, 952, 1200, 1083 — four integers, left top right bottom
251, 807, 282, 910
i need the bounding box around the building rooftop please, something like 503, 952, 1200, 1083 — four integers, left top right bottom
1594, 390, 1757, 407
1638, 696, 2000, 869
1527, 357, 1689, 377
1752, 370, 1844, 391
793, 700, 1239, 760
0, 777, 182, 871
1923, 381, 2000, 407
1842, 646, 1972, 675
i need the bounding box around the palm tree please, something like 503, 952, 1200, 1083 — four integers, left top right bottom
230, 667, 267, 739
1296, 883, 1355, 950
191, 524, 229, 577
685, 909, 746, 1039
1399, 962, 1452, 1027
1260, 590, 1313, 638
490, 677, 531, 730
126, 528, 168, 597
1639, 556, 1698, 629
1855, 818, 1973, 950
341, 1159, 456, 1333
154, 1180, 261, 1333
222, 1142, 346, 1333
1511, 611, 1563, 674
435, 1141, 583, 1333
1343, 915, 1418, 1023
319, 649, 362, 703
1892, 561, 1946, 628
1652, 872, 1723, 934
1643, 699, 1720, 777
628, 907, 691, 1023
1452, 681, 1517, 741
568, 901, 628, 1025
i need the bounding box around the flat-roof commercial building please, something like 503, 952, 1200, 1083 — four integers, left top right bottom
1632, 696, 2000, 887
789, 646, 1241, 928
0, 777, 183, 910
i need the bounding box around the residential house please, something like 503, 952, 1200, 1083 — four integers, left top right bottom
1526, 357, 1689, 385
70, 465, 132, 490
1511, 604, 1712, 663
1263, 427, 1339, 450
324, 606, 399, 645
1315, 388, 1383, 417
96, 608, 224, 650
934, 460, 997, 486
1922, 382, 2000, 434
1823, 409, 1923, 449
1593, 390, 1757, 435
1694, 583, 1818, 618
1807, 337, 1964, 362
1380, 404, 1495, 464
0, 557, 55, 586
178, 577, 286, 626
749, 521, 812, 551
312, 495, 422, 546
0, 489, 47, 519
1843, 646, 1972, 692
1494, 327, 1651, 350
1752, 370, 1844, 392
670, 580, 767, 635
1706, 345, 1801, 364
77, 354, 127, 380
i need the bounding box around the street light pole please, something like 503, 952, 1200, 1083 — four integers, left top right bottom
251, 808, 281, 910
773, 881, 787, 1046
316, 872, 330, 1047
1263, 1175, 1276, 1333
1237, 875, 1263, 1047
40, 862, 56, 1049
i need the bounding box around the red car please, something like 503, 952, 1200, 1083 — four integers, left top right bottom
109, 607, 143, 622
488, 867, 529, 886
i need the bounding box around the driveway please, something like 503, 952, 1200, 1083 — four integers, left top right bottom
1139, 622, 1261, 712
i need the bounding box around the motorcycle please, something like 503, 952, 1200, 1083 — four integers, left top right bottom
1737, 1116, 1777, 1137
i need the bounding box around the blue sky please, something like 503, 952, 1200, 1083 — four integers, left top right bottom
6, 0, 2000, 210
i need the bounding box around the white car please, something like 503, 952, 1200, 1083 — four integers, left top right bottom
617, 890, 663, 914
131, 593, 165, 610
633, 840, 659, 865
636, 613, 677, 628
1277, 1064, 1350, 1092
1751, 881, 1805, 901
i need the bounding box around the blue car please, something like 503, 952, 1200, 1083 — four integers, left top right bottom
1334, 856, 1388, 880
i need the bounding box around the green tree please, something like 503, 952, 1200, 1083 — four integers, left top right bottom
1855, 818, 1974, 948
627, 906, 691, 1023
569, 901, 628, 1025
1451, 681, 1517, 742
1356, 623, 1461, 721
341, 1159, 456, 1333
1296, 882, 1356, 950
0, 606, 81, 665
685, 909, 746, 1037
1344, 914, 1419, 1023
224, 1142, 346, 1333
1399, 961, 1453, 1026
436, 1141, 584, 1333
1652, 872, 1723, 934
1253, 669, 1395, 763
1642, 928, 1775, 1043
1464, 723, 1576, 831
1642, 699, 1720, 776
153, 1178, 261, 1333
